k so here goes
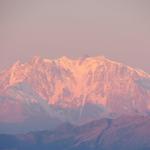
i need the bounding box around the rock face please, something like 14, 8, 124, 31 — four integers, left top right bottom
0, 56, 150, 127
0, 115, 150, 150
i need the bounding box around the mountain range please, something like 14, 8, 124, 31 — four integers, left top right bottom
0, 55, 150, 133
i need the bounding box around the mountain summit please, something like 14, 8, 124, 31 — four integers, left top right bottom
0, 56, 150, 131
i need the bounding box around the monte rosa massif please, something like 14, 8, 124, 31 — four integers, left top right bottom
0, 55, 150, 133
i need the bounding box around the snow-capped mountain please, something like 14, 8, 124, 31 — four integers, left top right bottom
0, 55, 150, 128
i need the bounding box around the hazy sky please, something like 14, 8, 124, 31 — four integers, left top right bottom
0, 0, 150, 72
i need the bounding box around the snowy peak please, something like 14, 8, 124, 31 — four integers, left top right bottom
5, 55, 149, 80
1, 56, 150, 92
0, 55, 150, 124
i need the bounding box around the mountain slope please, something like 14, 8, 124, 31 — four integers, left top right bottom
0, 56, 150, 126
0, 115, 150, 150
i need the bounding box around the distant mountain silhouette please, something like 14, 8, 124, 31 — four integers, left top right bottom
0, 115, 150, 150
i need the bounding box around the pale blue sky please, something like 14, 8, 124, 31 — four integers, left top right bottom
0, 0, 150, 72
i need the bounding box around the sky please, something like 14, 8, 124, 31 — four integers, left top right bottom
0, 0, 150, 72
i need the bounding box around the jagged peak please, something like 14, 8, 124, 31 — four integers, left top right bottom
10, 60, 22, 71
3, 55, 150, 80
14, 60, 21, 65
43, 58, 53, 63
134, 68, 150, 78
27, 55, 121, 68
56, 55, 107, 64
30, 56, 43, 64
57, 56, 73, 62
